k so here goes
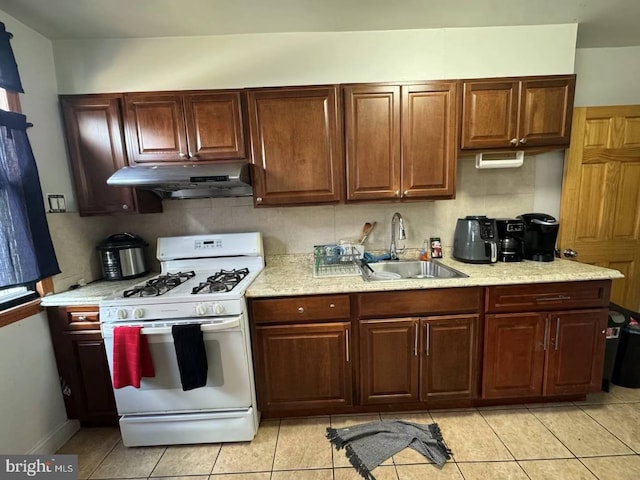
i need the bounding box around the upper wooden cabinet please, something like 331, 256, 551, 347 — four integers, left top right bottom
60, 94, 162, 216
123, 90, 246, 164
246, 86, 344, 206
343, 81, 458, 201
460, 75, 576, 150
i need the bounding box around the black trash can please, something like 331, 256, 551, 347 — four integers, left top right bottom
612, 323, 640, 388
602, 305, 630, 391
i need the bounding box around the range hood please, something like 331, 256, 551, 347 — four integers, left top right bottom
107, 161, 252, 199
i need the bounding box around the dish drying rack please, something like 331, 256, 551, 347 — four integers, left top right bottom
313, 244, 364, 278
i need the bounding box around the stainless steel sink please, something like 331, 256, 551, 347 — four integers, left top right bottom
359, 260, 468, 281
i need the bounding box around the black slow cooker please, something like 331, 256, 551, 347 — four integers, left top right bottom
97, 233, 149, 281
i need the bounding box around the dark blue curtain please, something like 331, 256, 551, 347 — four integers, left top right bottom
0, 110, 60, 288
0, 22, 23, 93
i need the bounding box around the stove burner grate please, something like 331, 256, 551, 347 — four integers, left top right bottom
191, 268, 249, 294
123, 271, 196, 297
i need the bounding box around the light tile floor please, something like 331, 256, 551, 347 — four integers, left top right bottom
57, 385, 640, 480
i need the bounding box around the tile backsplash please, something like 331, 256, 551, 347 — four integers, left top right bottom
46, 156, 536, 292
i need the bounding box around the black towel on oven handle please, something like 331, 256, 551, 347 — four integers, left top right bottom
172, 323, 208, 391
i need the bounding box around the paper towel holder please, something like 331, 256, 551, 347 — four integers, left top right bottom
475, 151, 524, 169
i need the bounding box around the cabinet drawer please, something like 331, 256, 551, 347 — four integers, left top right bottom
486, 280, 611, 313
251, 295, 351, 324
65, 307, 100, 331
357, 288, 482, 318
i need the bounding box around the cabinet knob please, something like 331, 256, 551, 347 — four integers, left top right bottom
297, 307, 305, 314
179, 152, 187, 158
256, 197, 263, 203
395, 190, 400, 197
329, 303, 335, 308
122, 204, 129, 210
78, 315, 87, 321
520, 138, 527, 144
403, 190, 409, 196
563, 248, 578, 258
510, 138, 518, 145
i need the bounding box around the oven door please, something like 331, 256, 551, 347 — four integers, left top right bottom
102, 316, 252, 415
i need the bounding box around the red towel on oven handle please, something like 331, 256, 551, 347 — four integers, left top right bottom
112, 326, 155, 389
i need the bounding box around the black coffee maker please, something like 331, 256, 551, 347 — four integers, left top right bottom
518, 213, 560, 262
496, 219, 525, 262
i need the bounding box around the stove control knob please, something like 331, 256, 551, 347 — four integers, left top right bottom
213, 303, 226, 315
116, 309, 128, 320
133, 308, 145, 319
195, 303, 209, 316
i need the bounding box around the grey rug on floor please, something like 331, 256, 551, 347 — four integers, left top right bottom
326, 420, 452, 480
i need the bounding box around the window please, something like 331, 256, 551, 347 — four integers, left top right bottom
0, 23, 59, 326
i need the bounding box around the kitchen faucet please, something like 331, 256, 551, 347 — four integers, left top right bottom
389, 212, 406, 260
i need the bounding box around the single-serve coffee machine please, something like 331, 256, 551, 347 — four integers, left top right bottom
518, 213, 560, 262
496, 219, 525, 262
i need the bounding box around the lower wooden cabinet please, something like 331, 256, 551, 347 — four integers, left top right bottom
46, 306, 118, 426
482, 309, 608, 399
253, 322, 352, 412
359, 315, 478, 405
421, 315, 478, 401
359, 318, 419, 405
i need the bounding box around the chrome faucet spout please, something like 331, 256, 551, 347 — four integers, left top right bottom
389, 212, 406, 260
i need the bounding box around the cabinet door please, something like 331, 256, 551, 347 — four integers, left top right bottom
421, 315, 478, 401
344, 85, 401, 201
72, 335, 118, 421
60, 95, 161, 216
254, 323, 352, 412
482, 313, 546, 398
518, 76, 575, 147
124, 93, 188, 163
359, 318, 419, 405
183, 91, 246, 161
544, 309, 608, 395
460, 80, 519, 149
402, 82, 457, 199
247, 86, 343, 206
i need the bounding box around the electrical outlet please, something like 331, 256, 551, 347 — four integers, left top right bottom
47, 194, 66, 213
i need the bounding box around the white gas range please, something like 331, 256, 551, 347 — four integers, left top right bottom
99, 232, 264, 447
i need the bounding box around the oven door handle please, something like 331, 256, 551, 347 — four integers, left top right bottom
139, 318, 241, 336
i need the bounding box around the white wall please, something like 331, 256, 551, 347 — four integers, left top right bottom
52, 24, 577, 93
0, 11, 79, 453
574, 46, 640, 106
0, 312, 78, 453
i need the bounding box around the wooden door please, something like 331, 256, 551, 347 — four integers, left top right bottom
518, 76, 575, 147
460, 80, 519, 149
401, 82, 458, 199
183, 91, 246, 161
344, 85, 401, 201
558, 105, 640, 309
59, 95, 161, 216
482, 313, 546, 399
420, 315, 478, 401
247, 86, 343, 206
124, 92, 188, 163
359, 318, 419, 405
544, 309, 608, 395
254, 323, 352, 412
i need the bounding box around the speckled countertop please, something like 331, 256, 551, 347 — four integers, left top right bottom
39, 254, 623, 306
40, 273, 158, 307
245, 253, 624, 298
